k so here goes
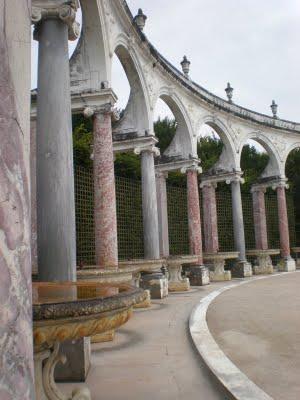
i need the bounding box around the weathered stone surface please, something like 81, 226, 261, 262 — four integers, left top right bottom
232, 261, 253, 278
156, 171, 170, 258
55, 338, 91, 382
140, 273, 168, 299
187, 169, 203, 264
0, 1, 34, 398
93, 111, 118, 268
202, 183, 219, 253
35, 16, 76, 281
252, 187, 268, 251
189, 266, 210, 286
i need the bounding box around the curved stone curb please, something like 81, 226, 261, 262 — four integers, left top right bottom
189, 273, 296, 400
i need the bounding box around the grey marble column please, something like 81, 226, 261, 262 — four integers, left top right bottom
0, 0, 35, 398
155, 171, 170, 258
229, 177, 252, 277
138, 147, 160, 259
33, 2, 80, 281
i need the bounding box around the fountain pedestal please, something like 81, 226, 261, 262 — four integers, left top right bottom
33, 282, 147, 400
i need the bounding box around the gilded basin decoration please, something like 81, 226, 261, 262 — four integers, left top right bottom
33, 282, 147, 400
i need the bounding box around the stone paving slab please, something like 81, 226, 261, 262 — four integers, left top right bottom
60, 285, 233, 400
207, 272, 300, 400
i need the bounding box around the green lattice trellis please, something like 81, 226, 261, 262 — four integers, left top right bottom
74, 166, 297, 264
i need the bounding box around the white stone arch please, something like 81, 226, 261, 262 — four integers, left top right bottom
154, 88, 196, 158
198, 115, 239, 172
112, 38, 152, 136
238, 131, 284, 178
69, 0, 111, 91
283, 141, 300, 172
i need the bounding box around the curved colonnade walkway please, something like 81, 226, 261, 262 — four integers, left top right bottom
207, 271, 300, 400
60, 273, 299, 399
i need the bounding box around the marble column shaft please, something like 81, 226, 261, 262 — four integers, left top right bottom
231, 180, 247, 261
0, 0, 35, 397
30, 119, 38, 273
187, 169, 203, 264
276, 186, 291, 258
141, 151, 160, 259
202, 183, 219, 253
252, 188, 268, 250
93, 111, 118, 268
156, 171, 170, 258
36, 17, 76, 281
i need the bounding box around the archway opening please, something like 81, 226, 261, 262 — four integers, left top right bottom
285, 147, 300, 247
154, 97, 189, 255
197, 124, 223, 173
239, 139, 270, 251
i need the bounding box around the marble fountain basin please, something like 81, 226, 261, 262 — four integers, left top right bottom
33, 281, 147, 400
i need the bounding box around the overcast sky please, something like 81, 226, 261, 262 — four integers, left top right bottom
32, 0, 300, 123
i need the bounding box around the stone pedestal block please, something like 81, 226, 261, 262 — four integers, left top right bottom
168, 265, 190, 292
55, 338, 91, 382
232, 261, 253, 278
189, 266, 210, 286
253, 255, 274, 275
278, 257, 296, 272
140, 273, 168, 299
134, 290, 152, 308
206, 259, 231, 282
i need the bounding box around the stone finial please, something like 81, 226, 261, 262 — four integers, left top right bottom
225, 82, 234, 103
134, 8, 147, 31
270, 100, 278, 119
181, 56, 191, 78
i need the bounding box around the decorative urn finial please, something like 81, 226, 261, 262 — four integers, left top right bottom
270, 100, 278, 119
134, 8, 147, 31
181, 56, 191, 78
225, 82, 234, 103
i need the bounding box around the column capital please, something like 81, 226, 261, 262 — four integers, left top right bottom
271, 178, 289, 191
181, 163, 202, 175
83, 104, 120, 121
155, 170, 168, 179
250, 184, 267, 194
200, 180, 217, 189
32, 0, 80, 41
134, 144, 160, 157
225, 172, 244, 185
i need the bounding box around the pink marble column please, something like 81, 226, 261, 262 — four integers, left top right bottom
93, 110, 118, 268
276, 185, 291, 258
156, 171, 170, 257
30, 118, 38, 274
187, 168, 203, 264
202, 182, 219, 253
251, 186, 268, 250
0, 0, 35, 397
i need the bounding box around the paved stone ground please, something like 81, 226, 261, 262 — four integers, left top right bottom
207, 272, 300, 400
60, 284, 233, 400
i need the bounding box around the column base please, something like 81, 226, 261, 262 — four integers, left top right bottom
134, 290, 152, 308
140, 273, 168, 299
232, 261, 253, 278
54, 337, 91, 382
207, 259, 231, 282
35, 342, 91, 400
189, 265, 210, 286
168, 263, 190, 292
278, 257, 296, 272
168, 278, 190, 292
253, 254, 273, 275
91, 330, 115, 344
